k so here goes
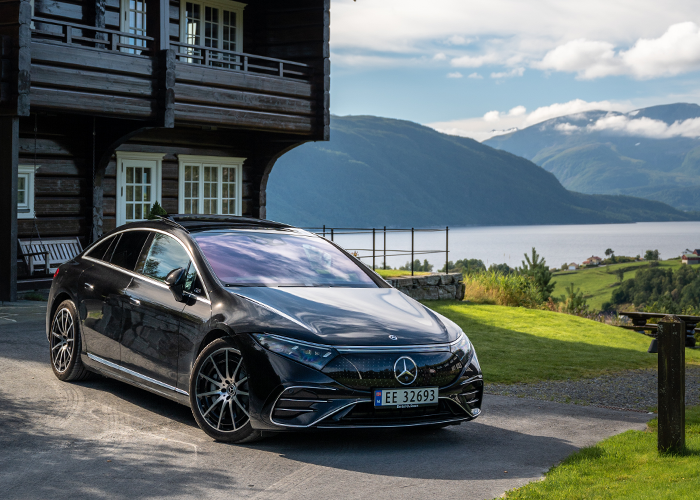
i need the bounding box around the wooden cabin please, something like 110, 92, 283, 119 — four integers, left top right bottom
0, 0, 330, 300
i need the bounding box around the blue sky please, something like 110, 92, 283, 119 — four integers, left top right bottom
328, 0, 700, 140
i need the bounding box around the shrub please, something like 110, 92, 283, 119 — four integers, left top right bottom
463, 271, 541, 307
146, 201, 168, 220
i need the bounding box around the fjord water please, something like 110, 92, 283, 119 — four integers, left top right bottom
327, 221, 700, 270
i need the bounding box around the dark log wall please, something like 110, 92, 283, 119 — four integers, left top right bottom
17, 114, 91, 242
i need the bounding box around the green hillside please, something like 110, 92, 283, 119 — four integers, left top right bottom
485, 103, 700, 211
552, 259, 683, 310
267, 115, 696, 228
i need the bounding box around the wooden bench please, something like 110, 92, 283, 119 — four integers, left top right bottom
18, 237, 84, 275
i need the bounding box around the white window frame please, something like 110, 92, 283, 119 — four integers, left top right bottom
179, 0, 245, 60
177, 155, 244, 216
116, 152, 164, 227
120, 0, 148, 54
17, 165, 37, 219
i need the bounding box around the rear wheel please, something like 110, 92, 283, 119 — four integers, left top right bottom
189, 338, 261, 443
50, 300, 92, 381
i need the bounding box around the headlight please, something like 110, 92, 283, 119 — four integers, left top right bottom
252, 333, 338, 370
450, 332, 472, 361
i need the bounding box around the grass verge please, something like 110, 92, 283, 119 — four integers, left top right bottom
551, 259, 682, 310
426, 301, 700, 384
501, 407, 700, 499
373, 269, 431, 278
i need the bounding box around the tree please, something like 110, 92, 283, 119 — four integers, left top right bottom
561, 282, 588, 314
400, 259, 433, 272
488, 263, 514, 275
519, 247, 555, 301
605, 248, 614, 258
615, 268, 625, 283
441, 258, 485, 274
146, 201, 168, 220
644, 249, 660, 261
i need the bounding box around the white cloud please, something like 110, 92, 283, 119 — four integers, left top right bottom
445, 35, 471, 45
554, 123, 581, 133
467, 72, 483, 79
426, 98, 633, 141
508, 105, 527, 117
433, 52, 447, 61
490, 67, 525, 79
447, 72, 463, 78
450, 53, 501, 68
585, 114, 700, 137
537, 22, 700, 79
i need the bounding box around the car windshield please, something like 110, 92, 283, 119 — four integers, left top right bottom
192, 230, 378, 287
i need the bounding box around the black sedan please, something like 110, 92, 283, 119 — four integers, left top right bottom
47, 215, 483, 442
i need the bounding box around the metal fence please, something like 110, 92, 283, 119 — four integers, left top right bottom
303, 226, 450, 276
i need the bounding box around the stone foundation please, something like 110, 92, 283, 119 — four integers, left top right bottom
385, 273, 465, 301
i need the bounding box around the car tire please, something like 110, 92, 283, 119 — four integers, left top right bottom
49, 300, 93, 382
189, 337, 262, 443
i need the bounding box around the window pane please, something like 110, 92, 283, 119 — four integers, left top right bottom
110, 230, 150, 271
87, 235, 116, 261
142, 233, 191, 281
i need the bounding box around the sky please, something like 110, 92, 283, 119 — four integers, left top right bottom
329, 0, 700, 141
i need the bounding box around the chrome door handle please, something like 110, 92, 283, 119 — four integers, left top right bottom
84, 283, 94, 290
129, 297, 141, 306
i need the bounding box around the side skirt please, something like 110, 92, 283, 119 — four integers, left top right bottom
82, 353, 191, 407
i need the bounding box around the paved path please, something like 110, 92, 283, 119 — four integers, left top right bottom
0, 302, 651, 500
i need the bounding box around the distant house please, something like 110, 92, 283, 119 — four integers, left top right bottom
568, 263, 580, 271
582, 256, 603, 266
682, 249, 700, 265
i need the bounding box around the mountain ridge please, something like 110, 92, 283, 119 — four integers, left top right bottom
266, 115, 697, 228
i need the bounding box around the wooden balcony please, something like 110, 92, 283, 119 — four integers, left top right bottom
28, 17, 321, 136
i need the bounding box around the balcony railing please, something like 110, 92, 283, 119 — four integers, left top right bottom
30, 17, 313, 81
170, 41, 312, 80
31, 17, 154, 55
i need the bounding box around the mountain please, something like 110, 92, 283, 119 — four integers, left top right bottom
484, 103, 700, 211
266, 115, 697, 228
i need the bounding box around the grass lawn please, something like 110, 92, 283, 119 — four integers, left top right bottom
502, 407, 700, 499
426, 301, 700, 384
373, 269, 431, 278
551, 259, 683, 311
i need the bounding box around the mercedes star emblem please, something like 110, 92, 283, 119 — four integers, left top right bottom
389, 335, 398, 340
394, 356, 418, 385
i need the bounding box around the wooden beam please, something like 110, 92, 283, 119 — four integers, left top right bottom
145, 0, 170, 52
0, 116, 19, 301
0, 0, 31, 117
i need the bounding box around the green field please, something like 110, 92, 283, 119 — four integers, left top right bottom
551, 259, 683, 311
426, 301, 700, 384
502, 407, 700, 499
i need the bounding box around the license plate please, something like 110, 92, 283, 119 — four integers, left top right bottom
374, 387, 438, 409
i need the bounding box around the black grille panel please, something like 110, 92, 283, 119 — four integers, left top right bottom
320, 399, 468, 427
322, 352, 465, 390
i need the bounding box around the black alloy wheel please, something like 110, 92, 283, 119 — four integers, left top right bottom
190, 338, 261, 443
50, 300, 92, 381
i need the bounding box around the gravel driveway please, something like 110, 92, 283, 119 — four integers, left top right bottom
0, 302, 651, 500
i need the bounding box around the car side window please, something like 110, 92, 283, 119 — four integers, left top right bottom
109, 231, 151, 271
86, 235, 116, 261
141, 233, 192, 282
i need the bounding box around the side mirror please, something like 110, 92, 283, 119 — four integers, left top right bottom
164, 267, 186, 302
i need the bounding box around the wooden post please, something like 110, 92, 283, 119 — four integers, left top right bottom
0, 117, 19, 302
658, 314, 685, 452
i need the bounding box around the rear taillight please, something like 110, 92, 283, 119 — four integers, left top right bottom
53, 268, 59, 279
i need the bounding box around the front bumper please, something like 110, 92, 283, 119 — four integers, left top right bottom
237, 334, 483, 431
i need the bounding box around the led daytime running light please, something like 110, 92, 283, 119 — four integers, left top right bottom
253, 334, 338, 370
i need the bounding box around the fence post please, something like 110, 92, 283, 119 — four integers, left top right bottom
383, 226, 386, 270
411, 228, 414, 276
445, 226, 449, 274
658, 314, 685, 452
323, 224, 325, 238
372, 228, 376, 270
331, 228, 334, 242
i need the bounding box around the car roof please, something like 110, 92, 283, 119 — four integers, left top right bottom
164, 214, 295, 233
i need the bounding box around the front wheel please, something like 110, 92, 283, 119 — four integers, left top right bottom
50, 300, 92, 381
189, 338, 261, 443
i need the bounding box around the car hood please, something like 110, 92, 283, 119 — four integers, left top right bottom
225, 287, 461, 346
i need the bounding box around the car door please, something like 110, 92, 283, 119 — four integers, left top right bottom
121, 232, 191, 387
79, 231, 149, 363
